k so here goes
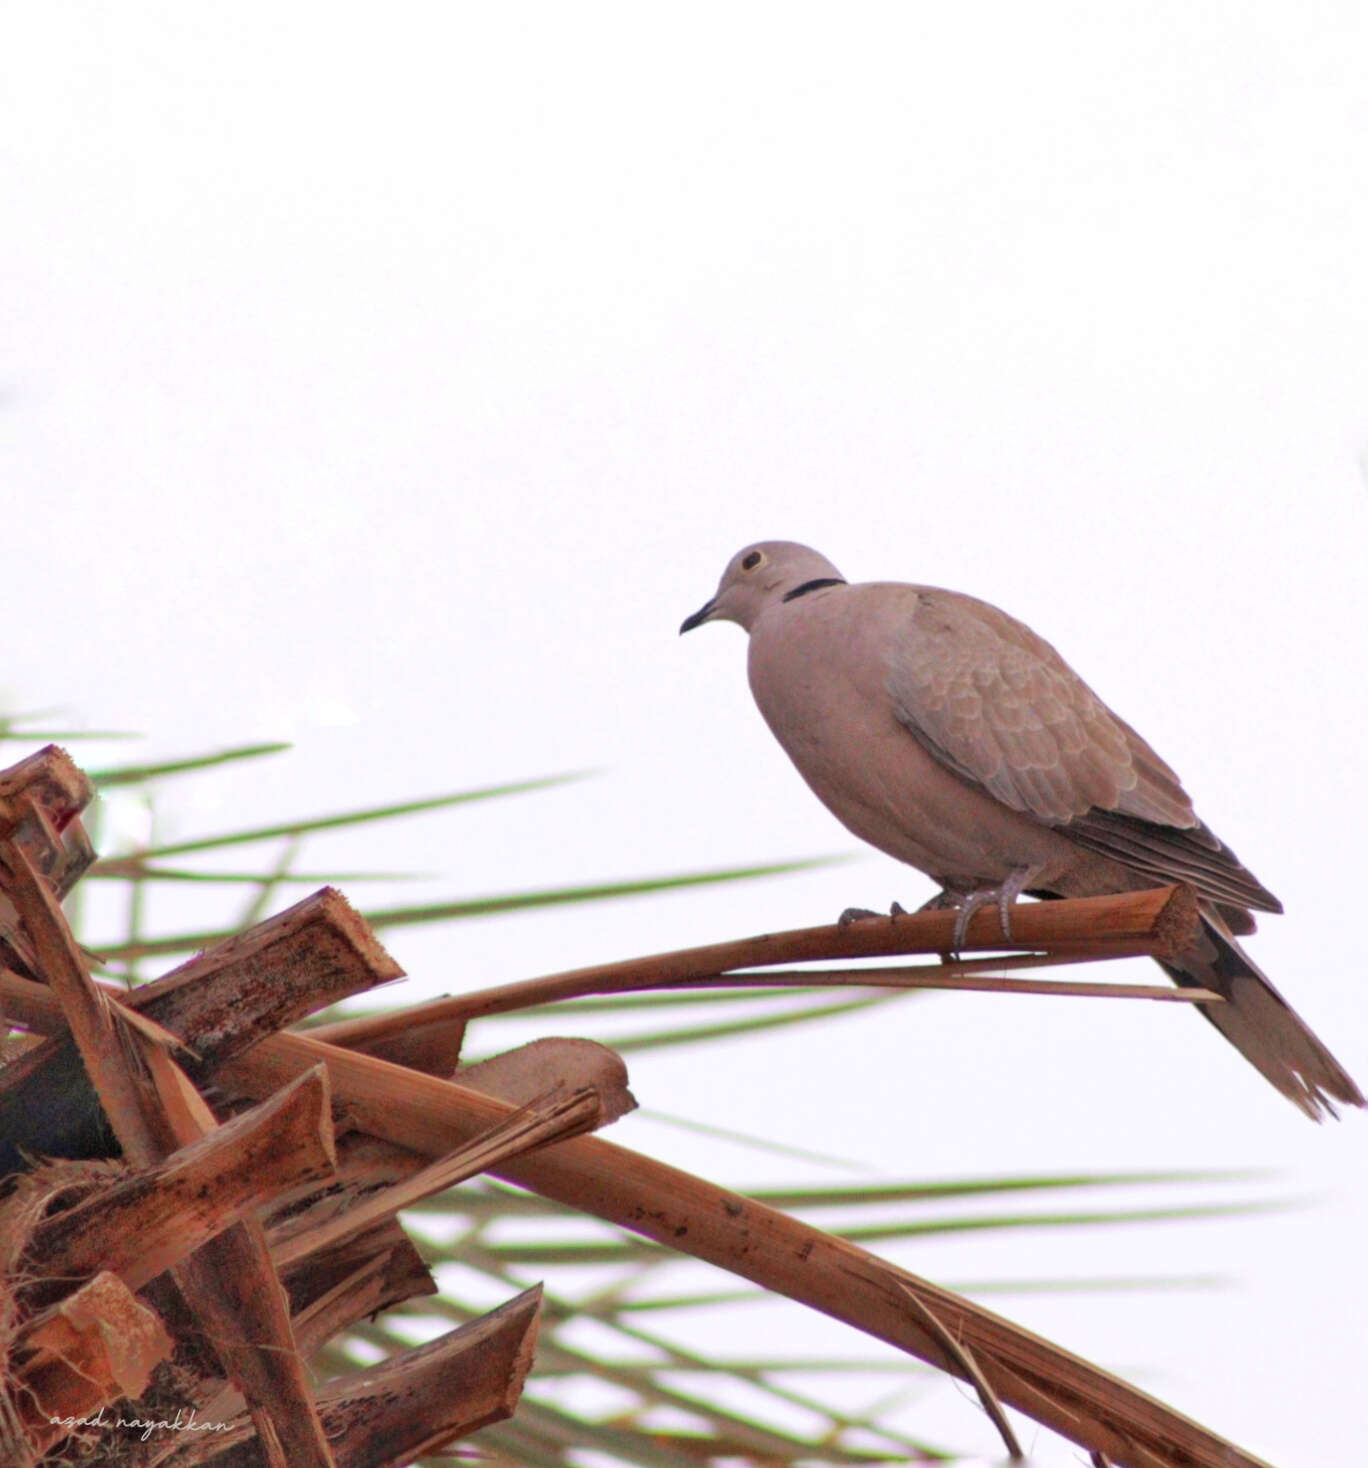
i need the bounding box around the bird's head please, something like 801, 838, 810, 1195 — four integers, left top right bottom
679, 541, 846, 635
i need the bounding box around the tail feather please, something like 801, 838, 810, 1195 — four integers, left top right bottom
1159, 913, 1365, 1121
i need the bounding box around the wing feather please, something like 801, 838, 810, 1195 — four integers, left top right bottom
885, 588, 1280, 914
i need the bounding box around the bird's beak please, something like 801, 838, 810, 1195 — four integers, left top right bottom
679, 598, 717, 635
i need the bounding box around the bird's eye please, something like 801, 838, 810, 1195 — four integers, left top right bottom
742, 551, 763, 571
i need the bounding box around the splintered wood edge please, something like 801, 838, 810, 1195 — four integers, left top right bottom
16, 1271, 173, 1448
287, 1227, 437, 1359
0, 746, 94, 827
314, 1284, 542, 1454
1148, 883, 1205, 962
25, 1067, 336, 1306
194, 1286, 542, 1466
194, 1228, 442, 1437
292, 887, 404, 984
116, 887, 406, 1066
151, 887, 404, 991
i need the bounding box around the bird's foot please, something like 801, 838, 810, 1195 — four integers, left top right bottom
838, 900, 910, 929
926, 868, 1038, 955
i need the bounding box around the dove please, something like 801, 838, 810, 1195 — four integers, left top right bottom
680, 540, 1363, 1120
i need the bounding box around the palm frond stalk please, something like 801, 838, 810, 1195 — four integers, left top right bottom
0, 742, 1282, 1467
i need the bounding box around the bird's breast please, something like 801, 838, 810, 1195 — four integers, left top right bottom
744, 596, 1079, 886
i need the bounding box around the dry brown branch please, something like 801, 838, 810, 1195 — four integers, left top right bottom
0, 746, 93, 829
136, 1033, 230, 1144
283, 1223, 436, 1357
0, 963, 67, 1035
215, 1029, 1272, 1468
0, 797, 93, 919
129, 888, 404, 1068
0, 887, 402, 1177
0, 758, 700, 1467
663, 963, 1221, 1001
161, 1227, 440, 1468
261, 1132, 425, 1252
23, 1067, 334, 1312
0, 746, 95, 913
336, 1011, 468, 1074
169, 1228, 330, 1468
313, 885, 1202, 1047
897, 1281, 1023, 1461
271, 1085, 600, 1269
0, 835, 1278, 1468
139, 1044, 338, 1468
0, 828, 165, 1170
11, 1271, 173, 1452
0, 969, 427, 1242
0, 922, 1269, 1468
174, 1286, 543, 1468
0, 844, 339, 1468
0, 891, 1208, 1082
455, 1036, 639, 1119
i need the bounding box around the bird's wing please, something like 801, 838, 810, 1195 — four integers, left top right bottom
883, 588, 1281, 913
884, 588, 1190, 823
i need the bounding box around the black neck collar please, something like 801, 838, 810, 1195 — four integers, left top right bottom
782, 577, 846, 603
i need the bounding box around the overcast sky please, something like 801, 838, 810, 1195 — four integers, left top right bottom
4, 6, 1367, 1464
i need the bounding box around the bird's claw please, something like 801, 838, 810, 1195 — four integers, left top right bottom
838, 900, 910, 929
927, 868, 1037, 957
841, 872, 1034, 949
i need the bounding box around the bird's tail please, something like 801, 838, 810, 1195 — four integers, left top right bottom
1158, 913, 1364, 1121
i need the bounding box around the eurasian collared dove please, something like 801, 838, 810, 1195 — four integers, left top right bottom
681, 540, 1364, 1121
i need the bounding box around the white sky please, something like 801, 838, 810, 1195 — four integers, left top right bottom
4, 5, 1367, 1464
